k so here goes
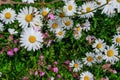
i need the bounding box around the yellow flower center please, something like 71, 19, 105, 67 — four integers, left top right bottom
68, 5, 73, 11
29, 35, 36, 43
107, 50, 114, 57
76, 27, 81, 31
25, 14, 33, 22
86, 7, 91, 12
96, 43, 102, 49
58, 31, 63, 36
42, 11, 48, 17
74, 63, 79, 68
52, 23, 58, 29
97, 56, 102, 60
84, 76, 90, 80
5, 12, 11, 19
65, 21, 71, 26
116, 37, 120, 43
117, 0, 120, 3
59, 13, 65, 18
87, 56, 93, 62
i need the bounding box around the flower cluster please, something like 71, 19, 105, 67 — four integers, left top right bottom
0, 0, 120, 51
69, 28, 120, 79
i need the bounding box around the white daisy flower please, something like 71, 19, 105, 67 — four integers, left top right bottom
80, 71, 94, 80
56, 9, 66, 22
97, 0, 115, 17
104, 45, 119, 63
8, 28, 18, 35
17, 6, 42, 29
22, 0, 36, 3
82, 20, 90, 32
58, 14, 65, 22
63, 0, 77, 16
55, 28, 65, 41
92, 39, 106, 52
69, 60, 83, 72
41, 8, 50, 17
74, 24, 82, 32
101, 3, 116, 17
0, 8, 16, 24
73, 24, 82, 40
116, 27, 120, 33
57, 9, 65, 18
55, 10, 66, 28
20, 27, 43, 51
73, 32, 82, 40
82, 52, 96, 66
95, 53, 104, 63
0, 22, 4, 31
63, 17, 73, 30
47, 19, 62, 32
112, 34, 120, 46
111, 0, 120, 13
78, 1, 97, 18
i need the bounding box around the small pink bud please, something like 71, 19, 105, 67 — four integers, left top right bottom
40, 71, 45, 77
57, 74, 61, 78
40, 54, 44, 60
14, 40, 18, 44
48, 13, 55, 20
54, 61, 58, 65
52, 67, 58, 73
48, 65, 52, 70
34, 71, 38, 76
13, 48, 19, 52
64, 60, 70, 65
7, 50, 14, 56
23, 76, 29, 80
113, 70, 117, 74
42, 32, 49, 38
